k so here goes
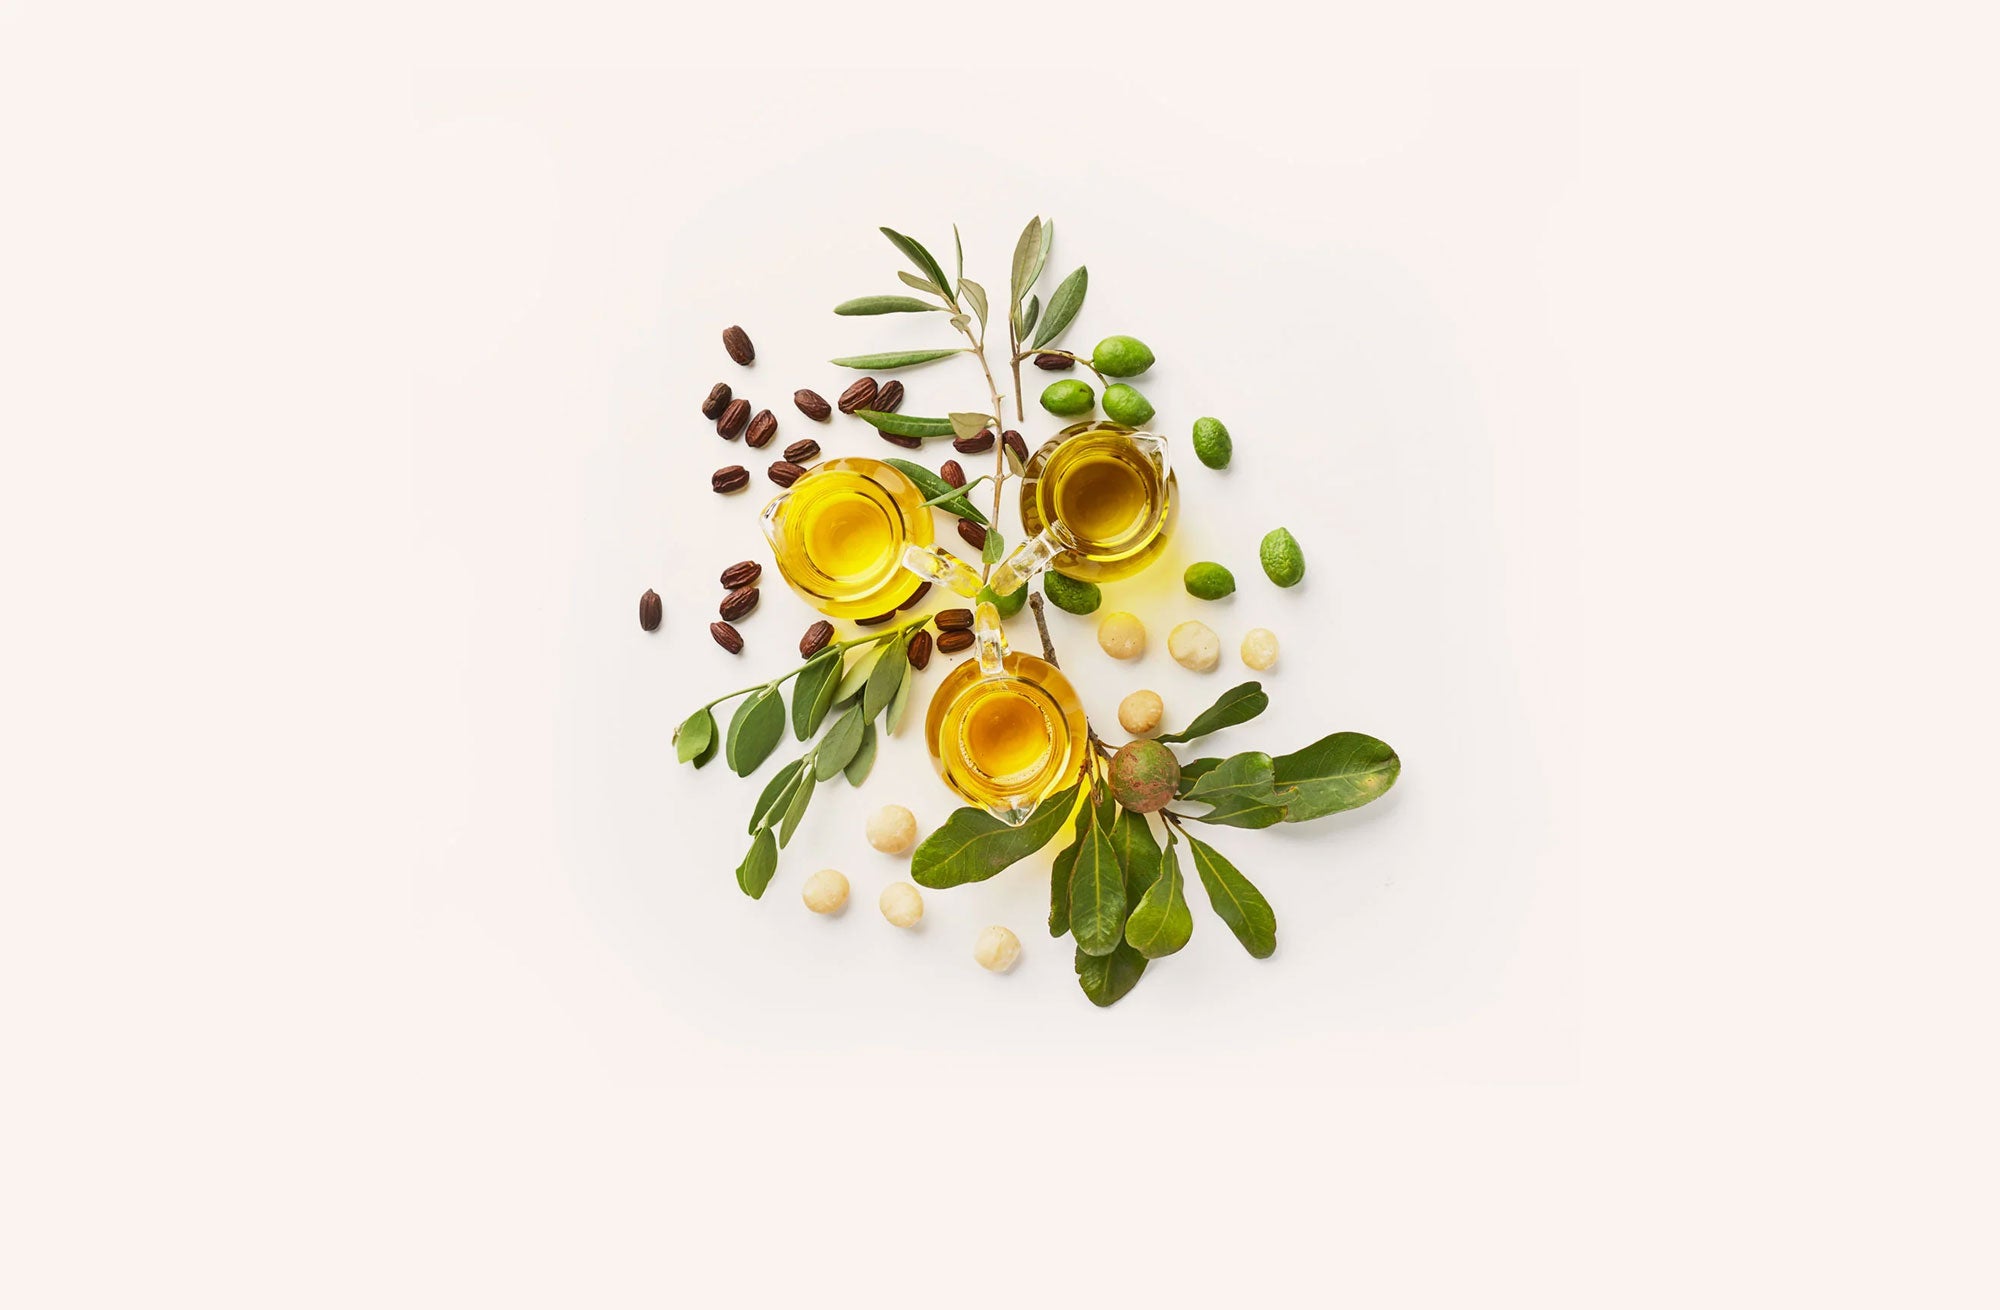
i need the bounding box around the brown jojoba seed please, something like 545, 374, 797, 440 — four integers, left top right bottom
716, 398, 751, 439
837, 378, 879, 414
767, 461, 807, 487
702, 383, 733, 419
907, 629, 933, 670
799, 620, 834, 659
855, 610, 898, 627
953, 429, 995, 454
939, 459, 966, 488
794, 389, 831, 422
743, 409, 778, 448
639, 589, 663, 631
898, 581, 932, 610
935, 628, 975, 654
879, 432, 923, 449
719, 586, 760, 622
722, 325, 755, 365
1033, 352, 1072, 370
934, 607, 975, 631
1003, 430, 1029, 465
957, 519, 989, 550
874, 380, 905, 412
712, 465, 750, 493
719, 560, 762, 589
783, 438, 820, 463
710, 621, 744, 653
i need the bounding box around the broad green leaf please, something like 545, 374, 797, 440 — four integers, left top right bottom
863, 635, 908, 719
1028, 266, 1087, 349
880, 227, 956, 307
884, 657, 914, 735
834, 295, 942, 315
778, 768, 815, 847
1068, 819, 1127, 957
692, 730, 720, 769
883, 457, 987, 523
898, 270, 945, 297
842, 721, 878, 786
726, 686, 785, 777
815, 702, 866, 780
737, 828, 778, 899
748, 759, 807, 834
959, 278, 989, 330
1269, 732, 1402, 821
1181, 751, 1275, 803
830, 348, 965, 370
834, 644, 886, 705
1049, 819, 1086, 937
1156, 681, 1269, 744
911, 782, 1081, 889
674, 707, 715, 764
855, 410, 956, 438
1125, 841, 1193, 958
1176, 756, 1223, 795
791, 651, 841, 740
1018, 293, 1040, 340
1075, 942, 1148, 1008
948, 412, 991, 440
1186, 794, 1288, 829
1187, 835, 1277, 958
1109, 807, 1163, 902
1009, 216, 1046, 311
982, 527, 1004, 565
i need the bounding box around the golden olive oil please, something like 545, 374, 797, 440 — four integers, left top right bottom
763, 458, 932, 619
924, 652, 1088, 819
1018, 424, 1178, 582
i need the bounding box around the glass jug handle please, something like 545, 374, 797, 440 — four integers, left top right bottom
987, 527, 1069, 597
973, 601, 1009, 679
1129, 430, 1171, 478
758, 492, 790, 552
900, 543, 984, 597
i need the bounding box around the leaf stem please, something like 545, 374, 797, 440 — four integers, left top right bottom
1013, 347, 1108, 390
1028, 592, 1115, 760
917, 476, 992, 511
694, 618, 930, 714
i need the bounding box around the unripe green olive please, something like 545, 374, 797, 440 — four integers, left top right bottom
1090, 335, 1155, 378
1040, 379, 1095, 416
1101, 383, 1155, 426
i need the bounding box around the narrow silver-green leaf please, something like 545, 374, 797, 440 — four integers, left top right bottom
898, 270, 946, 298
1156, 681, 1269, 744
982, 528, 1003, 565
911, 782, 1082, 889
842, 721, 878, 786
948, 412, 992, 441
791, 650, 842, 741
1019, 293, 1040, 340
1069, 820, 1127, 957
953, 223, 964, 281
834, 295, 943, 315
1030, 220, 1052, 296
833, 645, 885, 706
880, 227, 956, 307
1028, 266, 1087, 349
725, 686, 786, 777
830, 348, 965, 370
1269, 732, 1402, 821
749, 758, 807, 834
959, 278, 989, 330
1187, 835, 1277, 958
1075, 942, 1147, 1008
883, 457, 987, 523
778, 767, 815, 847
815, 702, 867, 780
674, 707, 716, 764
863, 634, 908, 719
884, 657, 915, 736
1109, 807, 1163, 902
1125, 841, 1193, 959
855, 410, 956, 438
737, 827, 778, 899
1009, 216, 1046, 311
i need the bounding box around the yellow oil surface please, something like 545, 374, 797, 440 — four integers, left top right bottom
1019, 425, 1177, 583
1053, 452, 1151, 545
925, 651, 1088, 814
766, 459, 931, 618
960, 686, 1055, 782
801, 490, 895, 579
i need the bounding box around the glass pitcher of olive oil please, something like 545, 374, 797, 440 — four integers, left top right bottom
986, 421, 1177, 595
760, 457, 983, 619
923, 602, 1089, 826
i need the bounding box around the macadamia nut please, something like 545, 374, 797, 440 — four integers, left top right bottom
802, 868, 849, 915
879, 881, 924, 928
866, 804, 918, 854
973, 925, 1021, 973
1118, 689, 1164, 734
1240, 627, 1279, 671
1168, 620, 1221, 672
1098, 611, 1146, 660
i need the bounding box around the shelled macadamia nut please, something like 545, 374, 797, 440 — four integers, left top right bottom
1098, 611, 1146, 660
802, 869, 849, 915
1168, 620, 1221, 672
866, 804, 918, 854
1240, 628, 1279, 671
973, 925, 1021, 973
879, 882, 924, 928
1118, 690, 1164, 735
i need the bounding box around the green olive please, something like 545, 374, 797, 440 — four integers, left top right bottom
977, 583, 1027, 618
1090, 335, 1156, 378
1101, 383, 1155, 426
1192, 416, 1232, 469
1040, 379, 1095, 416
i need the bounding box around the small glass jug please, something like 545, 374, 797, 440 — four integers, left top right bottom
987, 421, 1178, 595
760, 457, 982, 619
923, 602, 1089, 826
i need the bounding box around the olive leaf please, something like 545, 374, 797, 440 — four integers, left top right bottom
855, 410, 956, 438
880, 227, 957, 308
1155, 682, 1268, 744
1018, 293, 1040, 341
815, 702, 867, 780
1028, 266, 1087, 350
791, 650, 841, 741
737, 827, 778, 899
952, 223, 964, 282
982, 528, 1004, 565
1031, 219, 1052, 295
1186, 835, 1277, 958
725, 685, 786, 777
830, 348, 965, 370
1075, 941, 1148, 1008
1124, 839, 1193, 959
1269, 732, 1402, 821
948, 412, 991, 441
884, 457, 988, 523
834, 295, 942, 315
884, 659, 915, 736
674, 707, 715, 765
1109, 807, 1163, 902
950, 313, 970, 331
899, 270, 946, 298
777, 767, 815, 847
1068, 817, 1127, 957
834, 644, 887, 704
748, 759, 807, 834
1048, 818, 1086, 937
1009, 216, 1046, 312
843, 721, 878, 786
958, 278, 989, 331
862, 634, 908, 719
910, 782, 1081, 888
